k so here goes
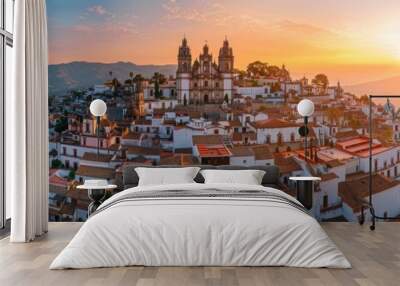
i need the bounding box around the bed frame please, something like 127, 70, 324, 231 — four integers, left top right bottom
122, 165, 282, 190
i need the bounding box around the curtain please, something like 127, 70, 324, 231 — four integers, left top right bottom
8, 0, 49, 242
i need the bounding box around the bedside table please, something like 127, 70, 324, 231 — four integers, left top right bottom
77, 180, 117, 216
289, 177, 321, 210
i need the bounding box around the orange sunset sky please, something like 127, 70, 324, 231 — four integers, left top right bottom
47, 0, 400, 85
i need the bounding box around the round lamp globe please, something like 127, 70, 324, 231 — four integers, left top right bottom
297, 99, 315, 117
90, 99, 107, 117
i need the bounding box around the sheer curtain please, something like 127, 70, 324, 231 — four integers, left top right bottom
8, 0, 48, 242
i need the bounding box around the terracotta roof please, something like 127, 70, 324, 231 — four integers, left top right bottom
76, 165, 115, 179
326, 159, 345, 168
65, 188, 90, 203
339, 174, 400, 212
160, 154, 200, 165
250, 119, 299, 129
192, 135, 224, 145
228, 120, 242, 127
232, 132, 257, 141
134, 119, 152, 125
81, 152, 113, 163
251, 145, 274, 160
320, 172, 339, 181
197, 144, 232, 158
229, 146, 254, 157
335, 130, 360, 140
126, 146, 161, 156
274, 155, 302, 173
122, 131, 142, 140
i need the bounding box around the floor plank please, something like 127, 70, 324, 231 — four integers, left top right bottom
0, 222, 399, 286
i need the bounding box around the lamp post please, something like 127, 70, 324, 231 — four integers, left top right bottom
297, 99, 315, 161
89, 99, 107, 158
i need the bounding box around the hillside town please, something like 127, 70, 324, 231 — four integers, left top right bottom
48, 38, 400, 222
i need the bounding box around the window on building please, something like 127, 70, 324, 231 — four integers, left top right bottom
73, 149, 77, 157
214, 129, 219, 135
384, 161, 387, 169
374, 159, 378, 171
1, 0, 15, 228
277, 133, 283, 145
63, 147, 66, 155
395, 166, 398, 177
323, 195, 328, 208
266, 135, 271, 144
65, 160, 70, 169
215, 82, 219, 88
290, 132, 295, 143
388, 170, 391, 177
204, 81, 208, 87
73, 162, 78, 170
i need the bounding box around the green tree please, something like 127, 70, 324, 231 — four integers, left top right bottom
155, 81, 161, 98
246, 61, 269, 77
266, 65, 281, 77
54, 117, 68, 133
68, 170, 76, 180
312, 73, 329, 89
224, 94, 229, 103
49, 149, 58, 158
359, 95, 369, 105
51, 159, 62, 169
270, 82, 281, 93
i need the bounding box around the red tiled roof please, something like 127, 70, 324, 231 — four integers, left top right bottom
192, 135, 224, 145
197, 144, 232, 158
232, 132, 257, 141
250, 119, 299, 129
228, 146, 254, 157
251, 145, 274, 160
81, 152, 113, 163
339, 174, 400, 212
320, 172, 339, 181
122, 131, 142, 140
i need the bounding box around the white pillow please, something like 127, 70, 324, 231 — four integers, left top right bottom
135, 167, 201, 186
200, 169, 266, 185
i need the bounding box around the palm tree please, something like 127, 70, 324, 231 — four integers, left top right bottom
129, 72, 134, 92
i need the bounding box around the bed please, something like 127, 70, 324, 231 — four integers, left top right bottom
50, 165, 351, 269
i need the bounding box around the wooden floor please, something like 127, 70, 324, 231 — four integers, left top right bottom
0, 222, 399, 286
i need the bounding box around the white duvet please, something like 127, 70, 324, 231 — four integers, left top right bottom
50, 183, 351, 269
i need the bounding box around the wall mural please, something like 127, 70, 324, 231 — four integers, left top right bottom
47, 0, 400, 222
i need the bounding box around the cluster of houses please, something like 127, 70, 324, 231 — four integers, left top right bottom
48, 72, 400, 223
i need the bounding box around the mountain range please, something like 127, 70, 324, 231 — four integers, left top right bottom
48, 61, 400, 97
48, 61, 177, 96
344, 75, 400, 96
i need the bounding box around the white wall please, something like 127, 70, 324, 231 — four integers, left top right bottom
230, 156, 255, 166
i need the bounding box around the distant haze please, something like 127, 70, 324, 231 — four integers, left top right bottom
48, 61, 177, 95
344, 75, 400, 97
47, 0, 400, 85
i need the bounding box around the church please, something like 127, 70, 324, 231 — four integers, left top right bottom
176, 37, 234, 105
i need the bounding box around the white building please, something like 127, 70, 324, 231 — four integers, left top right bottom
248, 119, 301, 144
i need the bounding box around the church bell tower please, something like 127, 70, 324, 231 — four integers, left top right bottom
218, 38, 234, 103
176, 37, 192, 105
